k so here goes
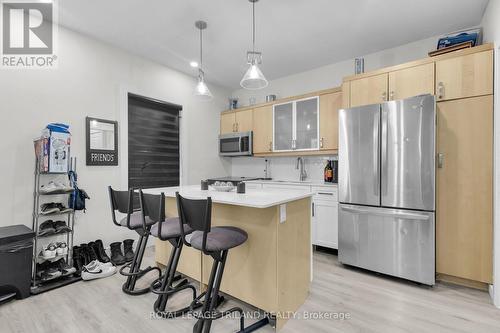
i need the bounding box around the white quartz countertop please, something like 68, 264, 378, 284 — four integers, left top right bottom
245, 179, 337, 187
143, 185, 313, 209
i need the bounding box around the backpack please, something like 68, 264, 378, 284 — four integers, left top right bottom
68, 170, 90, 211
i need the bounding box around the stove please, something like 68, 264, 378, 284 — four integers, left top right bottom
207, 176, 265, 186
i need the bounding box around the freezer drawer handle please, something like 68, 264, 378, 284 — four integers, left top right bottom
317, 192, 333, 196
341, 206, 430, 221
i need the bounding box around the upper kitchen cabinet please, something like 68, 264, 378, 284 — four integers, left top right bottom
350, 73, 388, 107
220, 112, 236, 134
319, 91, 342, 150
220, 109, 254, 134
253, 105, 273, 154
388, 63, 435, 101
273, 97, 319, 152
436, 50, 493, 101
235, 109, 253, 132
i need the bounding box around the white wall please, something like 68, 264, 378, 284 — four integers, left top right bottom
0, 26, 231, 247
231, 35, 440, 106
482, 0, 500, 308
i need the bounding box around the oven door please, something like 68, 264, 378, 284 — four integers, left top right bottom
219, 132, 252, 156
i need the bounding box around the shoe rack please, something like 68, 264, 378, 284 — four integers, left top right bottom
31, 155, 81, 295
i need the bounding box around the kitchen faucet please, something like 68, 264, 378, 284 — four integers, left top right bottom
296, 157, 307, 181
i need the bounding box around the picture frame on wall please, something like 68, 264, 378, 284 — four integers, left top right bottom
86, 117, 118, 166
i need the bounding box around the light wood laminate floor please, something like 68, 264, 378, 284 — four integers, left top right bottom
2, 247, 500, 333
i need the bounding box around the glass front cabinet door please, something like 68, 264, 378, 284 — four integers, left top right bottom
273, 96, 319, 152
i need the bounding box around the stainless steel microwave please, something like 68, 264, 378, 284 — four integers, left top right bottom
219, 131, 253, 156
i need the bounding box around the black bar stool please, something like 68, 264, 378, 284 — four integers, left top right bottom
108, 186, 161, 295
138, 190, 202, 317
176, 192, 254, 333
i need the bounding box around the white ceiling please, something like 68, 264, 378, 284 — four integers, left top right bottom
58, 0, 489, 89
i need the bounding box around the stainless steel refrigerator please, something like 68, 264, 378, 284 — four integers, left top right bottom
338, 94, 436, 285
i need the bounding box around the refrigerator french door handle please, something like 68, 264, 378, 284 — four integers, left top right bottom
381, 107, 388, 196
373, 111, 380, 196
340, 205, 430, 221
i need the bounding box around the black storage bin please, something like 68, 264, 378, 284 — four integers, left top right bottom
0, 225, 35, 301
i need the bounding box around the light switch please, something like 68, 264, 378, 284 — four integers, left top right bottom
280, 204, 286, 223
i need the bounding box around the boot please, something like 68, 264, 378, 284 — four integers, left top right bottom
93, 239, 111, 263
72, 246, 85, 276
86, 242, 99, 262
110, 242, 126, 265
79, 244, 91, 265
123, 239, 135, 262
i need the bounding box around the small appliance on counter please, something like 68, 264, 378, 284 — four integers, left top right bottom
219, 131, 253, 157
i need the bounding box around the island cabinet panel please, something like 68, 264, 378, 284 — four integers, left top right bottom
253, 105, 274, 153
388, 63, 435, 101
319, 91, 342, 150
235, 109, 254, 132
202, 204, 279, 313
349, 73, 388, 107
220, 112, 236, 134
155, 197, 202, 280
435, 50, 493, 101
436, 96, 493, 284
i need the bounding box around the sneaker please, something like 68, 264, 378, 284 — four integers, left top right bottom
40, 243, 57, 259
36, 262, 62, 281
40, 181, 73, 194
81, 260, 117, 281
56, 242, 68, 256
53, 220, 71, 233
53, 258, 77, 276
55, 203, 72, 213
38, 220, 56, 236
40, 203, 60, 215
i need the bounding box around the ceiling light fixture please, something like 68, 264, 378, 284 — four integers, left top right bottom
240, 0, 268, 90
194, 20, 212, 100
189, 61, 199, 68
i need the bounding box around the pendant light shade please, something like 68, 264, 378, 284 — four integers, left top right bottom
194, 20, 212, 100
240, 0, 268, 90
240, 59, 268, 90
195, 70, 213, 100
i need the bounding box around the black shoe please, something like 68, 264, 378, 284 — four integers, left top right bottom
123, 239, 135, 262
87, 242, 99, 262
110, 242, 126, 265
92, 240, 111, 263
53, 258, 77, 276
72, 246, 85, 275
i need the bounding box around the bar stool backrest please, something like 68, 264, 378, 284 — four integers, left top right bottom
139, 191, 165, 223
108, 186, 139, 229
176, 192, 212, 252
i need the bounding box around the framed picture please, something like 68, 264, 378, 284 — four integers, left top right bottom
86, 117, 118, 166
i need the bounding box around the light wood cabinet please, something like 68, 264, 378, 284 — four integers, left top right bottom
436, 50, 493, 101
349, 73, 388, 107
436, 95, 493, 284
220, 110, 254, 134
388, 63, 435, 100
220, 112, 236, 134
235, 109, 253, 132
252, 105, 273, 154
341, 82, 350, 109
319, 92, 342, 150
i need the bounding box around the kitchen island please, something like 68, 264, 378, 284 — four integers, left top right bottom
144, 185, 313, 330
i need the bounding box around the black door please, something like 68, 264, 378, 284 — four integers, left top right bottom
128, 93, 181, 189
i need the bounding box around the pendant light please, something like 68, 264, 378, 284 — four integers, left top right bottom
240, 0, 268, 90
194, 20, 213, 100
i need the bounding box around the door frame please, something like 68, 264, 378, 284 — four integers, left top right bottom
493, 43, 500, 307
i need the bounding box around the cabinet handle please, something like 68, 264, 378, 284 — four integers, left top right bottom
390, 91, 395, 100
269, 141, 272, 151
232, 123, 235, 132
236, 123, 239, 132
382, 91, 387, 101
312, 202, 315, 217
437, 82, 445, 100
318, 192, 333, 196
320, 138, 324, 149
438, 153, 444, 168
